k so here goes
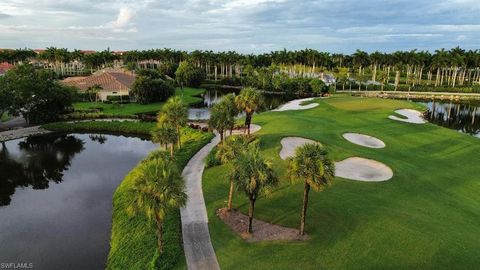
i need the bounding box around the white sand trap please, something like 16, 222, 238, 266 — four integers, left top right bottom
343, 133, 385, 148
388, 109, 426, 124
335, 157, 393, 182
273, 98, 318, 112
279, 137, 318, 160
230, 124, 262, 135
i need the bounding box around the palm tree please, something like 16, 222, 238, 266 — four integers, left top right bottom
231, 147, 278, 233
151, 121, 178, 156
159, 97, 188, 148
127, 155, 187, 252
235, 87, 263, 135
216, 135, 252, 210
287, 143, 335, 235
209, 102, 230, 143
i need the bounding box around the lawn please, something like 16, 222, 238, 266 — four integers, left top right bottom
72, 87, 204, 117
203, 95, 480, 269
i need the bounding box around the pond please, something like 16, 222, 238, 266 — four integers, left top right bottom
414, 99, 479, 138
0, 133, 157, 269
188, 89, 285, 120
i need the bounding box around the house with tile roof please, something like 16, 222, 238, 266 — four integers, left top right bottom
0, 62, 14, 76
61, 69, 136, 101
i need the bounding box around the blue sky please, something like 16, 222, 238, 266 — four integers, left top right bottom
0, 0, 479, 53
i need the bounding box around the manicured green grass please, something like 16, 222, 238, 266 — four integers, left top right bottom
43, 121, 156, 136
203, 95, 480, 269
107, 128, 214, 270
73, 87, 204, 117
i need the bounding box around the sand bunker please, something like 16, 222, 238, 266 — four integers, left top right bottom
343, 133, 385, 148
388, 109, 426, 124
335, 157, 393, 182
217, 208, 309, 242
273, 98, 318, 112
279, 137, 318, 160
231, 124, 261, 135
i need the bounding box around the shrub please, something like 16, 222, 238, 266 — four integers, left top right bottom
205, 147, 221, 168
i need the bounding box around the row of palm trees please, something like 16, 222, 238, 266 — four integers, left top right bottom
3, 47, 480, 87
128, 96, 190, 253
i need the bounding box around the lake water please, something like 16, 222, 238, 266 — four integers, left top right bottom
415, 100, 480, 138
0, 133, 157, 269
188, 89, 285, 120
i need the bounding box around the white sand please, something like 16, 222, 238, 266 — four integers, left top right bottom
342, 133, 386, 148
273, 98, 319, 112
231, 124, 261, 135
388, 109, 426, 124
335, 157, 393, 182
279, 137, 318, 160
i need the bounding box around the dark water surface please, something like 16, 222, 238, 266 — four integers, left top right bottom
0, 133, 157, 270
189, 89, 285, 120
414, 100, 480, 138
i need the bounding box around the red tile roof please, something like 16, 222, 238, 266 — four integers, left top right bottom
61, 71, 135, 92
0, 62, 14, 74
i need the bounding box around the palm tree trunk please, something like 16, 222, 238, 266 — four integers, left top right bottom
155, 213, 164, 253
300, 182, 310, 235
245, 113, 252, 135
219, 129, 224, 143
176, 126, 181, 148
227, 179, 234, 210
170, 144, 174, 157
248, 197, 256, 233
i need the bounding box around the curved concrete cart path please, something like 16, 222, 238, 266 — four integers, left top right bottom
180, 135, 221, 270
273, 98, 319, 112
388, 109, 426, 124
279, 137, 318, 160
335, 157, 393, 182
180, 124, 261, 270
343, 133, 386, 148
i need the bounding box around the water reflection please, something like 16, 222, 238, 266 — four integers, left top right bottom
0, 134, 84, 206
419, 100, 479, 138
0, 133, 157, 270
188, 89, 285, 120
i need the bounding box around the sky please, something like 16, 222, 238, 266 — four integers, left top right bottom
0, 0, 479, 53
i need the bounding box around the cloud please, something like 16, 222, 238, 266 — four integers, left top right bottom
0, 12, 11, 19
0, 0, 479, 52
110, 7, 136, 28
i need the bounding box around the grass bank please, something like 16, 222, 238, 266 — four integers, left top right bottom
107, 128, 213, 270
43, 121, 155, 137
203, 95, 480, 269
72, 87, 204, 118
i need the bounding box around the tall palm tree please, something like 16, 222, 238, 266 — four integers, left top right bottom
235, 87, 263, 135
216, 135, 252, 210
231, 147, 278, 233
209, 102, 231, 143
287, 143, 335, 235
159, 97, 188, 148
151, 121, 178, 156
127, 155, 187, 252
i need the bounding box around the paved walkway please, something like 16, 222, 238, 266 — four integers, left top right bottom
180, 135, 221, 270
180, 124, 261, 270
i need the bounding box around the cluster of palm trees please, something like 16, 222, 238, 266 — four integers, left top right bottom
210, 89, 335, 235
151, 97, 188, 156
3, 47, 480, 89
